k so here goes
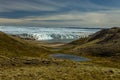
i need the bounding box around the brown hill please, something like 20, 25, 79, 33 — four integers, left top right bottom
0, 31, 51, 58
64, 27, 120, 57
87, 27, 120, 43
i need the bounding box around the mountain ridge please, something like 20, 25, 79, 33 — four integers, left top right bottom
63, 27, 120, 57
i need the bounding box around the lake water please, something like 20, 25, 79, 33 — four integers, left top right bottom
49, 53, 90, 61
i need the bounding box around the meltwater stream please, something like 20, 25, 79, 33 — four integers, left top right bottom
0, 26, 100, 43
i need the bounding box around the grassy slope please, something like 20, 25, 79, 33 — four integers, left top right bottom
0, 31, 51, 58
62, 27, 120, 57
1, 60, 120, 80
61, 27, 120, 69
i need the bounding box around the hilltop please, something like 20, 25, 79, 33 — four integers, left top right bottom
0, 31, 51, 58
63, 27, 120, 58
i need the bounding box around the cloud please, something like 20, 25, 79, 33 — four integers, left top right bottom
0, 0, 60, 12
1, 9, 120, 27
0, 18, 22, 23
0, 0, 120, 27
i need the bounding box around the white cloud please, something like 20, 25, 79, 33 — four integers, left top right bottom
0, 18, 23, 23
1, 10, 120, 27
0, 0, 60, 12
15, 10, 118, 27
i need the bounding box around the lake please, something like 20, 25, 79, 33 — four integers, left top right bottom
49, 53, 90, 61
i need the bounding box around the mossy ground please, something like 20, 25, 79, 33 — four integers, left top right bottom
0, 59, 120, 80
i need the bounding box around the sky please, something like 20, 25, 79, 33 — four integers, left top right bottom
0, 0, 120, 28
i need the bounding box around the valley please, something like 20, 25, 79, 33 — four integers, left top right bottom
0, 27, 120, 80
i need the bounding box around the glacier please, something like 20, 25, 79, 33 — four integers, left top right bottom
0, 26, 100, 42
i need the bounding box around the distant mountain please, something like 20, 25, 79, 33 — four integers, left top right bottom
64, 27, 120, 57
0, 32, 50, 58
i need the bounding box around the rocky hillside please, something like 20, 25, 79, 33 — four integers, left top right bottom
64, 27, 120, 57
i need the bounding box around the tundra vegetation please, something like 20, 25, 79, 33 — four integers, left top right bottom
0, 27, 120, 80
